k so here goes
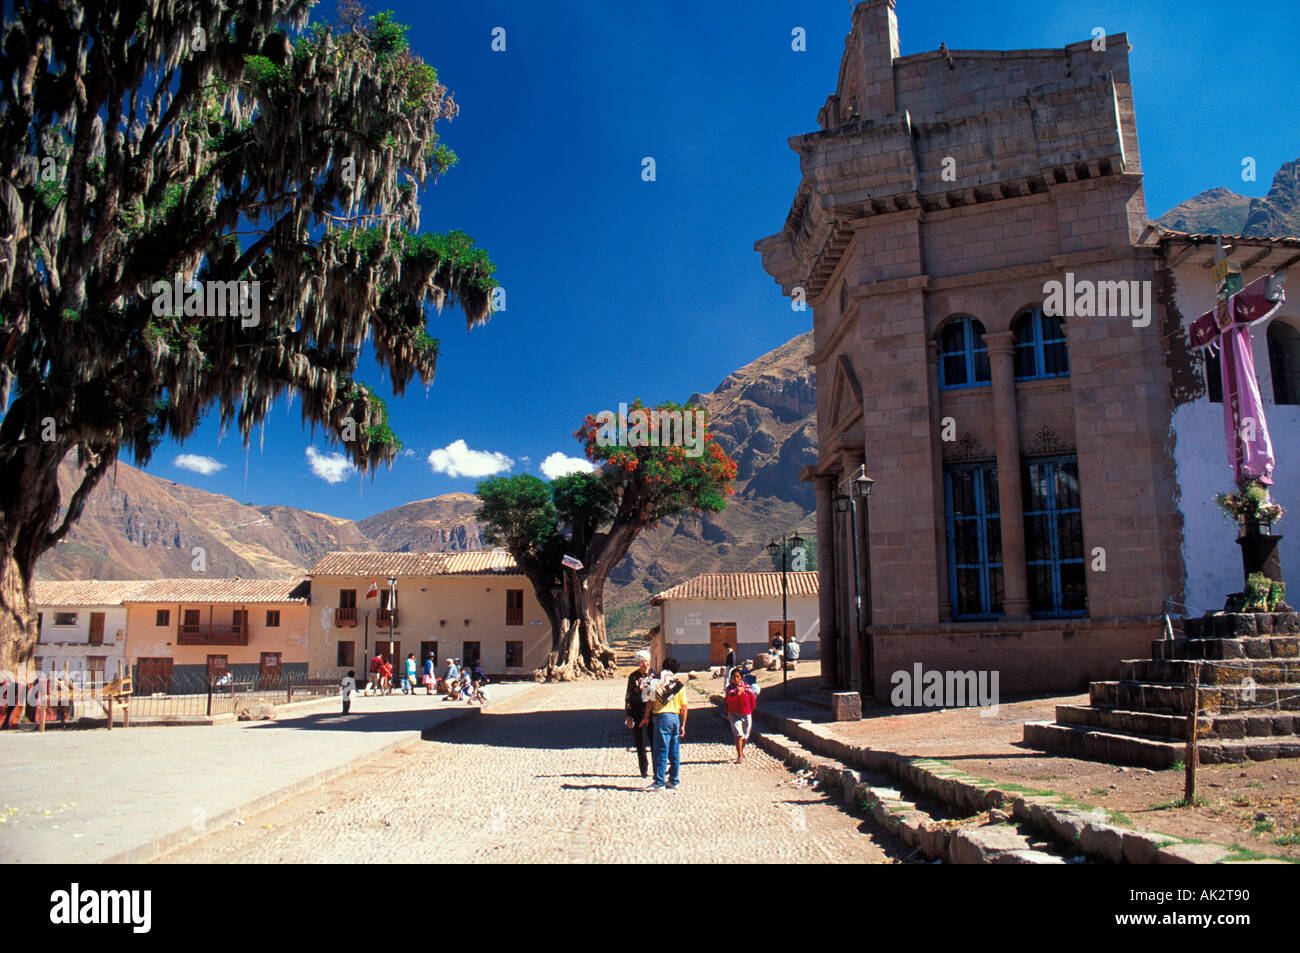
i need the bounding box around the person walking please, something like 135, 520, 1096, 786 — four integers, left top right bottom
367, 650, 383, 695
624, 650, 653, 778
722, 642, 737, 678
724, 667, 758, 763
340, 670, 357, 714
402, 653, 417, 694
640, 656, 687, 791
423, 654, 436, 695
379, 656, 393, 695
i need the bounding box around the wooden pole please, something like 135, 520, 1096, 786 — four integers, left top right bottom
1184, 664, 1200, 804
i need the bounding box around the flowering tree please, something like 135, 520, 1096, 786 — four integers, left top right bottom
0, 2, 495, 672
477, 400, 738, 680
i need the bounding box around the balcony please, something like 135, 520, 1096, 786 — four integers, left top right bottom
335, 607, 358, 627
177, 622, 249, 646
377, 608, 399, 628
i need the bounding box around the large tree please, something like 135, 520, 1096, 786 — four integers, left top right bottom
476, 400, 738, 681
0, 2, 496, 671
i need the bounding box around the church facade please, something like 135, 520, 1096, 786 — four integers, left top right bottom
757, 0, 1299, 697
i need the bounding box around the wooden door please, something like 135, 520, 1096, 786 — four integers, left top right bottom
374, 640, 399, 667
709, 622, 737, 665
87, 656, 106, 682
767, 620, 795, 644
136, 657, 173, 694
207, 654, 229, 684
88, 612, 105, 645
462, 641, 480, 668
259, 652, 282, 690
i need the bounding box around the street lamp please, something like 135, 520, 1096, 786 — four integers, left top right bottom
766, 531, 806, 700
386, 576, 397, 686
833, 466, 874, 694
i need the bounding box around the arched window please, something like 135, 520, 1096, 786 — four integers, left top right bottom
938, 317, 991, 389
1268, 320, 1300, 405
1013, 308, 1069, 380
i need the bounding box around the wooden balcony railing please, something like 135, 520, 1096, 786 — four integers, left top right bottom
335, 607, 358, 627
377, 608, 399, 627
177, 622, 249, 646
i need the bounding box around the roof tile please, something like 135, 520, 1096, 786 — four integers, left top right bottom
650, 571, 819, 604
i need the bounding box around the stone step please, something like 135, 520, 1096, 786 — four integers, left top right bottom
1183, 613, 1300, 640
1122, 657, 1300, 685
1023, 721, 1183, 767
1090, 680, 1300, 714
1151, 635, 1300, 661
1056, 704, 1300, 741
1026, 719, 1300, 767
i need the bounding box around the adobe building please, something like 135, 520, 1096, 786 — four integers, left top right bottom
648, 571, 820, 670
757, 1, 1297, 698
32, 580, 148, 682
307, 551, 551, 676
124, 578, 311, 691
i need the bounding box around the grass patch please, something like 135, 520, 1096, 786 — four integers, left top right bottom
1253, 819, 1275, 834
1149, 796, 1209, 810
1170, 760, 1185, 772
1272, 834, 1300, 846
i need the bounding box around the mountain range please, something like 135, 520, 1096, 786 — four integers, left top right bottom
38, 331, 818, 636
1156, 158, 1300, 237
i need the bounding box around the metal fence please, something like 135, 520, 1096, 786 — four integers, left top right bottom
0, 668, 349, 728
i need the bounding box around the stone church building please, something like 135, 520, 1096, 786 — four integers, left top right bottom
757, 0, 1300, 697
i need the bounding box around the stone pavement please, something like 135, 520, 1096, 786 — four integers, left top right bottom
0, 681, 539, 863
157, 678, 897, 863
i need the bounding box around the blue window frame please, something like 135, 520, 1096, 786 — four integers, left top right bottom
944, 462, 1003, 619
1022, 455, 1087, 618
938, 317, 991, 389
1013, 308, 1069, 380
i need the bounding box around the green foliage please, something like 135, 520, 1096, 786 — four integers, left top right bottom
1215, 480, 1284, 525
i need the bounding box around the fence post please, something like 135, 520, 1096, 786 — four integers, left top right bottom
206, 677, 213, 717
286, 670, 292, 705
1184, 663, 1200, 804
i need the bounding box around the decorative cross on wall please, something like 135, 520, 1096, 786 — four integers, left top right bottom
1186, 238, 1287, 485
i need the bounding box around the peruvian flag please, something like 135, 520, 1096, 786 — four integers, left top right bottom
366, 578, 379, 599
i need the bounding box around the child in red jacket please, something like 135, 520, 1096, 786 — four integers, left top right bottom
724, 667, 759, 763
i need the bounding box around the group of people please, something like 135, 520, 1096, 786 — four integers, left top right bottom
623, 645, 762, 791
339, 652, 489, 713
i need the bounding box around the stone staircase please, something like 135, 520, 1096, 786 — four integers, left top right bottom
1024, 611, 1300, 767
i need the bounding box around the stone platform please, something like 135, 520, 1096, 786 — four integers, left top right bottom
1023, 612, 1300, 768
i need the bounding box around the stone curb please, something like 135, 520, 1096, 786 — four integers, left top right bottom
98, 687, 546, 864
748, 706, 1253, 865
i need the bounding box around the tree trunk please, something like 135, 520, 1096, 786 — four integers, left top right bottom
535, 568, 617, 681
0, 548, 35, 678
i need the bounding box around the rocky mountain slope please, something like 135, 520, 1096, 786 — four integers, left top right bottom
37, 331, 818, 636
1157, 158, 1300, 237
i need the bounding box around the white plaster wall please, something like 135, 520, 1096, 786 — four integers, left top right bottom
1170, 262, 1300, 615
660, 595, 820, 663
33, 605, 128, 672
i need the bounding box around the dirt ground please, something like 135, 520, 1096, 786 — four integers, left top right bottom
710, 667, 1300, 861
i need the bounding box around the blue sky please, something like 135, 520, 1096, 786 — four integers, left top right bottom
150, 0, 1300, 519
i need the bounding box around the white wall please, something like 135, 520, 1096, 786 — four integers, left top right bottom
659, 595, 820, 670
34, 604, 129, 673
1170, 262, 1299, 615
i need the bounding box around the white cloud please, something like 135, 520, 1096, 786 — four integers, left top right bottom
427, 439, 514, 479
401, 448, 416, 458
540, 451, 595, 480
174, 454, 225, 476
306, 446, 354, 484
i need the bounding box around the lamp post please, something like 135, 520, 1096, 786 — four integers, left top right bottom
386, 576, 397, 669
833, 467, 874, 694
766, 530, 806, 700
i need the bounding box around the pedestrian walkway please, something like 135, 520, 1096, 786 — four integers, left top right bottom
0, 682, 540, 863
157, 678, 896, 863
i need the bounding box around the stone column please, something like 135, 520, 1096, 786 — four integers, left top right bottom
984, 331, 1030, 618
843, 452, 867, 692
814, 476, 840, 686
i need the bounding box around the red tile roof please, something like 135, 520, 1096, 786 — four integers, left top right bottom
650, 571, 819, 604
33, 580, 153, 607
309, 550, 521, 577
123, 578, 308, 605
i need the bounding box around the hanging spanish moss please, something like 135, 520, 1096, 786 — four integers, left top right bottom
0, 1, 497, 670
